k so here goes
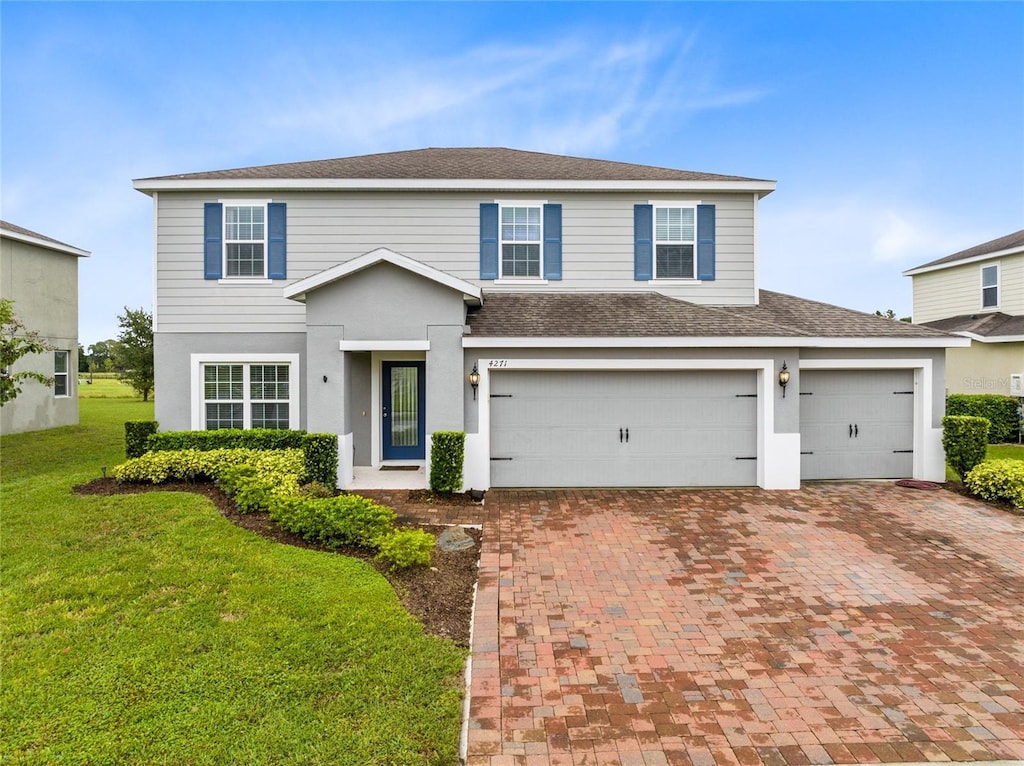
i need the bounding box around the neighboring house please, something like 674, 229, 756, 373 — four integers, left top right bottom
133, 148, 966, 490
1, 221, 89, 435
904, 230, 1024, 397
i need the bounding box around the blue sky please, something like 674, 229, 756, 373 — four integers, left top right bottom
3, 1, 1022, 346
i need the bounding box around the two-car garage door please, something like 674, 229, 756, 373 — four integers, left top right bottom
487, 367, 918, 487
489, 370, 758, 487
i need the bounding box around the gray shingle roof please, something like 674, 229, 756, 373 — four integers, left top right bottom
138, 148, 771, 183
0, 220, 88, 255
908, 229, 1024, 271
922, 312, 1024, 338
466, 290, 954, 339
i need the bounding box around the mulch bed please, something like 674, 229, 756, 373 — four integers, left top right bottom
73, 478, 481, 646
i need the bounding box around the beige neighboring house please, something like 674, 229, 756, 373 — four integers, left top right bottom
904, 229, 1024, 397
1, 221, 90, 434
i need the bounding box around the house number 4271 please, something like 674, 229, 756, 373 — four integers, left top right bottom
488, 360, 509, 368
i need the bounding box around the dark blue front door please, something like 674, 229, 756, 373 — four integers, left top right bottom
382, 362, 426, 460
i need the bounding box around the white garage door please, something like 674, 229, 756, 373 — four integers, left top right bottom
489, 370, 758, 487
801, 370, 915, 480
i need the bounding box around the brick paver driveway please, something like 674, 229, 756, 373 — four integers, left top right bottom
464, 485, 1024, 765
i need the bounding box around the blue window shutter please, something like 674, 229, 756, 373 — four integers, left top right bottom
697, 204, 716, 281
268, 202, 287, 279
634, 204, 653, 280
480, 203, 499, 280
204, 203, 223, 279
543, 203, 562, 280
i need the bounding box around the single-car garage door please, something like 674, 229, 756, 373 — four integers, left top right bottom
489, 370, 758, 487
801, 369, 914, 480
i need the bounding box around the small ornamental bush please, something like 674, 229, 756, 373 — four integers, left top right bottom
112, 448, 304, 492
946, 394, 1021, 443
125, 421, 158, 458
942, 416, 990, 481
302, 433, 338, 489
269, 494, 397, 549
429, 431, 465, 494
377, 529, 435, 570
965, 460, 1024, 508
297, 481, 335, 498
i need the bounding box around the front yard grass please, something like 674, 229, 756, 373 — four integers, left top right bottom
945, 441, 1024, 482
1, 397, 466, 765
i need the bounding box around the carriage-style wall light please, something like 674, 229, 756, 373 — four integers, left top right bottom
468, 363, 480, 401
778, 361, 791, 398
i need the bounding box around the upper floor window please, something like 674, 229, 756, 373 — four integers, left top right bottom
480, 202, 561, 282
225, 204, 266, 278
54, 350, 69, 397
204, 202, 286, 281
981, 263, 999, 308
654, 205, 696, 279
501, 205, 542, 278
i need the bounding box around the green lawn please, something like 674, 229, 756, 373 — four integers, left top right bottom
945, 442, 1024, 481
1, 397, 465, 765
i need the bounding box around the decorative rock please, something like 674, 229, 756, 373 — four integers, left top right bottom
437, 525, 476, 552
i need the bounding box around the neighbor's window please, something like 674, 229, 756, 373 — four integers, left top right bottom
981, 264, 999, 309
203, 362, 290, 429
655, 206, 696, 279
501, 205, 541, 278
54, 350, 69, 397
225, 204, 266, 277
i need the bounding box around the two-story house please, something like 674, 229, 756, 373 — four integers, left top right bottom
133, 148, 965, 490
1, 221, 89, 435
904, 230, 1024, 397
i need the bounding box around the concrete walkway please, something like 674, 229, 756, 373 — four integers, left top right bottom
463, 485, 1024, 765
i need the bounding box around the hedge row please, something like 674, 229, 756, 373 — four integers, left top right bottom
946, 394, 1021, 444
123, 425, 337, 488
111, 448, 305, 494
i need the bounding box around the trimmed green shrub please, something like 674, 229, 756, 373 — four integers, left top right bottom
147, 429, 305, 453
269, 494, 397, 549
112, 448, 304, 493
297, 481, 335, 498
125, 421, 158, 458
377, 529, 435, 570
217, 464, 260, 496
429, 431, 465, 494
302, 433, 338, 489
965, 460, 1024, 508
942, 416, 990, 481
946, 394, 1021, 443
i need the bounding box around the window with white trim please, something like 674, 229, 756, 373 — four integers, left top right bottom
981, 263, 999, 309
54, 350, 69, 397
202, 362, 291, 429
225, 204, 266, 277
654, 205, 696, 279
500, 205, 542, 278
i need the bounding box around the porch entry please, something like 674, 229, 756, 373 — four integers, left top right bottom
382, 361, 426, 460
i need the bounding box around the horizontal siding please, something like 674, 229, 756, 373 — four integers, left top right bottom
155, 190, 758, 332
912, 253, 1024, 323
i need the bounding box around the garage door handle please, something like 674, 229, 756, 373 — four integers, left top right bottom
854, 424, 858, 437
625, 427, 629, 443
619, 428, 623, 443
849, 424, 853, 438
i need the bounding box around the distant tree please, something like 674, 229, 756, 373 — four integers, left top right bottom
875, 309, 912, 323
114, 307, 154, 401
0, 298, 53, 406
86, 339, 121, 373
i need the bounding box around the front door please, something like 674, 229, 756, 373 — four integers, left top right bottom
382, 361, 426, 460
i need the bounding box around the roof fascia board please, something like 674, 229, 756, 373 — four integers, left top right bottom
0, 227, 90, 257
955, 331, 1024, 343
903, 246, 1024, 276
462, 336, 969, 349
133, 178, 777, 196
284, 247, 482, 303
